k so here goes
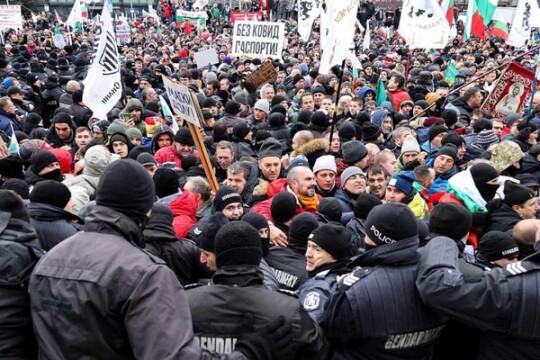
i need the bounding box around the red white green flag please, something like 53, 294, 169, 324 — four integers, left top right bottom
490, 19, 508, 40
440, 0, 455, 26
465, 0, 498, 40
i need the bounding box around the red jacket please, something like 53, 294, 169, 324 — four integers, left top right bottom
168, 191, 198, 239
250, 179, 321, 221
154, 145, 198, 168
387, 88, 411, 111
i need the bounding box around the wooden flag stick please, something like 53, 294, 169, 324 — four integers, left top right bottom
188, 93, 219, 192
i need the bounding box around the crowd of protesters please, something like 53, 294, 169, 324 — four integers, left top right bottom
3, 0, 540, 359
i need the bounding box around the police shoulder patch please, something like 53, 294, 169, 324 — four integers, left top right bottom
339, 266, 372, 288
303, 291, 320, 311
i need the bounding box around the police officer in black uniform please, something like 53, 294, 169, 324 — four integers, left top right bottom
186, 221, 327, 360
417, 231, 540, 360
297, 224, 353, 323
322, 203, 446, 359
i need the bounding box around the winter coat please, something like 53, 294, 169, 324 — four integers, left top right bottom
62, 145, 111, 215
169, 191, 199, 239
265, 246, 307, 291
143, 207, 211, 286
186, 266, 326, 359
449, 97, 475, 127
154, 145, 199, 168
231, 137, 257, 160
417, 237, 540, 360
323, 237, 447, 360
521, 153, 540, 184
29, 205, 224, 359
484, 199, 521, 235
27, 202, 81, 251
0, 210, 44, 359
334, 189, 356, 225
0, 109, 22, 137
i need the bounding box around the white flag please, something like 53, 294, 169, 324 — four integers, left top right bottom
66, 0, 84, 32
319, 0, 359, 74
507, 0, 536, 47
298, 0, 322, 41
82, 3, 122, 118
55, 10, 64, 25
398, 0, 450, 49
362, 20, 371, 50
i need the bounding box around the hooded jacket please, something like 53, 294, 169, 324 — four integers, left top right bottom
0, 210, 44, 359
143, 206, 211, 285
151, 124, 175, 153
169, 191, 199, 239
63, 145, 112, 214
27, 202, 81, 251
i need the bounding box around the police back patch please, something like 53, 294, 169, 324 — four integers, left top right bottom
303, 292, 320, 311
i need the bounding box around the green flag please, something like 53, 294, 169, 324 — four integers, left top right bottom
444, 59, 459, 85
375, 78, 387, 106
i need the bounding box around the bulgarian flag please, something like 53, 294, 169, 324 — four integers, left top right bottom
490, 19, 509, 41
465, 0, 498, 40
441, 0, 455, 26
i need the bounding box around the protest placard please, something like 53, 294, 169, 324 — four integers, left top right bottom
230, 12, 262, 22
246, 61, 278, 89
116, 24, 131, 46
231, 21, 284, 60
194, 49, 219, 69
0, 5, 22, 30
162, 75, 200, 127
176, 10, 207, 24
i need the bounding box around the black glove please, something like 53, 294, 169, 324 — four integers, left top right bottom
235, 316, 292, 360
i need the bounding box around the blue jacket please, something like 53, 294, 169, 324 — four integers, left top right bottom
334, 189, 355, 225
0, 109, 21, 137
297, 270, 339, 324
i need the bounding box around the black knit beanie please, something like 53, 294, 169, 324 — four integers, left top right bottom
429, 202, 472, 241
30, 150, 59, 175
214, 186, 243, 212
288, 212, 319, 252
96, 159, 155, 225
353, 193, 383, 219
317, 197, 342, 223
200, 212, 229, 252
174, 127, 195, 146
30, 180, 71, 209
309, 224, 353, 260
271, 191, 297, 223
0, 189, 29, 221
215, 222, 262, 267
365, 203, 418, 245
153, 168, 180, 198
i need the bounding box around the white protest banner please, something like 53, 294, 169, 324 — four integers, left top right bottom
0, 5, 22, 30
298, 0, 322, 41
176, 10, 207, 24
398, 0, 450, 49
193, 0, 209, 10
82, 2, 122, 118
231, 21, 284, 60
162, 75, 200, 127
116, 23, 131, 46
194, 49, 219, 69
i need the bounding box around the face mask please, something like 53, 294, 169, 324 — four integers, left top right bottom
475, 182, 499, 202
41, 169, 64, 182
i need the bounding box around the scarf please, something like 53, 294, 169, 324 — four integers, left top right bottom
297, 193, 319, 212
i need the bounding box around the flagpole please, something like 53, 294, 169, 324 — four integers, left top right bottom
328, 59, 347, 147
409, 43, 540, 121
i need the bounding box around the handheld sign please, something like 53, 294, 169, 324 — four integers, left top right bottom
194, 49, 219, 69
231, 21, 284, 60
162, 75, 200, 128
246, 60, 278, 89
